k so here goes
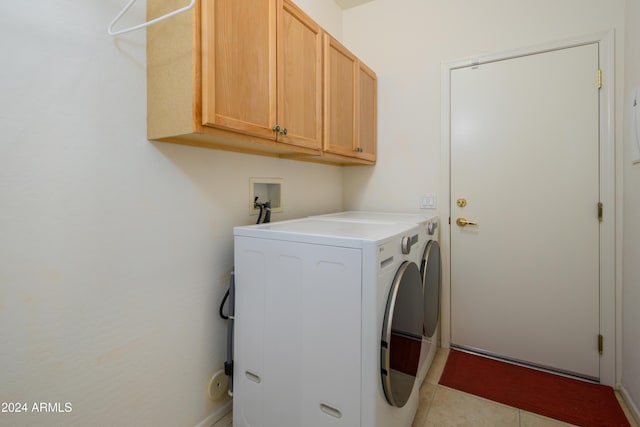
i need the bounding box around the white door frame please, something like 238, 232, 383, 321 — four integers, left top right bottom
440, 31, 617, 386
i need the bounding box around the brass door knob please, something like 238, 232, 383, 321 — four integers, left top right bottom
456, 217, 478, 227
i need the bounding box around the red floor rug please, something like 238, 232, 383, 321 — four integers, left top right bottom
439, 349, 630, 427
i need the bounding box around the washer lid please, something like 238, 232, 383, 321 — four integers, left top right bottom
310, 211, 433, 225
234, 218, 418, 247
421, 240, 441, 338
381, 261, 423, 408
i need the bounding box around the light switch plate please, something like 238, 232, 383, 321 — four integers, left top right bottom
420, 193, 437, 209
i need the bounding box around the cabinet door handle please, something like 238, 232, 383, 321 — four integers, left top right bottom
272, 125, 280, 132
280, 128, 288, 136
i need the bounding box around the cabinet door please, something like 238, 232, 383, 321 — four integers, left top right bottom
323, 34, 358, 157
276, 0, 322, 150
201, 0, 277, 140
356, 61, 377, 162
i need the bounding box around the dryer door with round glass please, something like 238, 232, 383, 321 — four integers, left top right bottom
421, 240, 441, 338
380, 261, 423, 408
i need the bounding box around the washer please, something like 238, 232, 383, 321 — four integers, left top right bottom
310, 212, 441, 383
233, 218, 427, 427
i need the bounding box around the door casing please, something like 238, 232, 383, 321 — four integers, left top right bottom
440, 31, 617, 386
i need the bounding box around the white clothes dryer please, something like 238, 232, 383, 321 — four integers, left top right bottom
233, 218, 428, 427
309, 212, 441, 383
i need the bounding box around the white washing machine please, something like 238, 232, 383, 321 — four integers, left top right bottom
233, 218, 430, 427
309, 212, 441, 383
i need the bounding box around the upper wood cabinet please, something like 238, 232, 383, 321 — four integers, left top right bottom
323, 34, 377, 163
201, 0, 277, 140
277, 0, 323, 150
324, 35, 357, 158
357, 61, 377, 162
147, 0, 375, 164
201, 0, 322, 150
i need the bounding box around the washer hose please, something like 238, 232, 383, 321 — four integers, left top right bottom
224, 271, 235, 396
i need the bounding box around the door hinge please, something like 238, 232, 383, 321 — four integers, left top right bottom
597, 69, 603, 89
598, 202, 603, 222
598, 334, 603, 355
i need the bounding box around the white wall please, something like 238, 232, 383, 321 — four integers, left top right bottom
0, 1, 343, 426
622, 0, 640, 418
341, 0, 625, 214
342, 0, 639, 405
296, 0, 343, 40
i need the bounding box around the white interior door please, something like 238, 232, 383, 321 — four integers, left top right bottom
450, 43, 600, 379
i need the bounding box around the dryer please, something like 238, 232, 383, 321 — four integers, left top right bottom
233, 218, 427, 427
309, 212, 441, 383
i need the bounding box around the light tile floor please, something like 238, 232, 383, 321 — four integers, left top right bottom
226, 347, 640, 427
216, 412, 233, 427
413, 348, 640, 427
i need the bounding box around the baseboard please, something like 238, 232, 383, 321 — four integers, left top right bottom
619, 385, 640, 425
193, 400, 233, 427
